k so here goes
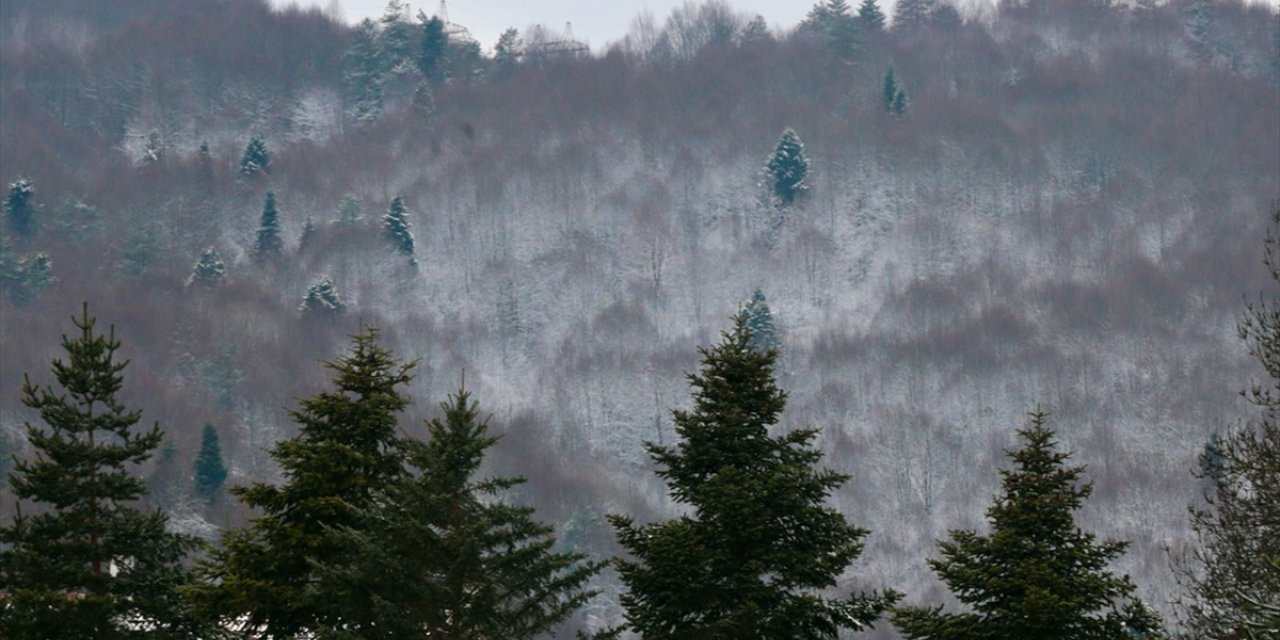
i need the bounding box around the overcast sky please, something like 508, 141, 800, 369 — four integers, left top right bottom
276, 0, 817, 52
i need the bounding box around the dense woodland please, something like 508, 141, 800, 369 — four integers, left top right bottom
0, 0, 1278, 637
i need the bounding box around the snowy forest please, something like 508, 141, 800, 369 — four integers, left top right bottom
1, 0, 1278, 637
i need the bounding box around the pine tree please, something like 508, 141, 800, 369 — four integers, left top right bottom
609, 316, 898, 638
1174, 205, 1280, 639
892, 410, 1166, 639
858, 0, 886, 33
344, 19, 385, 122
383, 195, 416, 263
378, 0, 417, 77
892, 86, 909, 116
5, 177, 35, 238
825, 0, 860, 62
0, 243, 56, 304
187, 246, 225, 287
315, 388, 604, 639
419, 16, 448, 85
300, 276, 345, 315
0, 304, 201, 639
188, 329, 414, 637
253, 191, 283, 262
894, 0, 937, 31
193, 424, 227, 505
765, 128, 810, 208
737, 288, 779, 352
883, 67, 899, 111
238, 136, 270, 178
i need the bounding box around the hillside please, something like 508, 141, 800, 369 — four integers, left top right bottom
2, 0, 1279, 635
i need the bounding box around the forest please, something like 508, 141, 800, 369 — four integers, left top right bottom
0, 0, 1278, 637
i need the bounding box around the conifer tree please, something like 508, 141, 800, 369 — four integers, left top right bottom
344, 19, 385, 122
187, 246, 225, 287
892, 86, 908, 116
315, 388, 603, 639
253, 191, 283, 262
189, 329, 414, 637
883, 67, 899, 111
377, 0, 417, 77
858, 0, 886, 33
336, 194, 363, 225
300, 276, 345, 316
193, 423, 227, 505
1174, 205, 1280, 639
894, 0, 937, 31
609, 317, 898, 638
5, 177, 35, 238
0, 304, 201, 639
737, 288, 779, 352
765, 128, 809, 208
0, 243, 55, 304
238, 136, 270, 177
383, 195, 416, 263
892, 410, 1166, 639
419, 16, 448, 84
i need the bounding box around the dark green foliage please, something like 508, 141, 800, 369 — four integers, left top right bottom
858, 0, 886, 33
894, 0, 937, 31
418, 16, 448, 84
0, 241, 56, 304
737, 288, 779, 352
187, 246, 225, 287
1174, 205, 1280, 639
765, 128, 809, 208
193, 424, 227, 504
120, 228, 159, 276
336, 194, 363, 225
608, 317, 898, 638
0, 304, 201, 639
494, 27, 521, 74
344, 19, 385, 122
253, 191, 283, 262
823, 0, 859, 62
315, 388, 603, 639
884, 67, 907, 115
188, 329, 414, 637
892, 410, 1166, 640
300, 277, 345, 315
238, 136, 270, 177
5, 177, 36, 238
377, 1, 417, 78
383, 195, 416, 262
891, 86, 908, 116
0, 426, 13, 488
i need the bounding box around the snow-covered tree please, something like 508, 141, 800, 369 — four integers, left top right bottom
344, 19, 385, 122
764, 128, 809, 208
336, 194, 363, 225
737, 288, 779, 352
5, 177, 36, 238
238, 136, 270, 177
139, 130, 165, 167
188, 246, 226, 287
378, 0, 417, 77
300, 276, 345, 315
253, 191, 284, 262
383, 195, 416, 263
0, 245, 55, 304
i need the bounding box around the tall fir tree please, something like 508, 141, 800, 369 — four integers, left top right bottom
238, 136, 270, 178
765, 128, 810, 208
377, 0, 417, 78
858, 0, 886, 33
418, 16, 448, 85
0, 304, 201, 639
892, 410, 1166, 639
894, 0, 937, 31
253, 191, 283, 262
883, 67, 900, 111
609, 316, 898, 638
1174, 205, 1280, 639
300, 276, 346, 316
5, 177, 35, 239
383, 195, 416, 263
315, 388, 603, 639
187, 246, 225, 287
737, 288, 779, 352
344, 19, 385, 122
188, 329, 414, 638
193, 423, 227, 505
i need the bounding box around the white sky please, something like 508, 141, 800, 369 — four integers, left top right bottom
276, 0, 817, 52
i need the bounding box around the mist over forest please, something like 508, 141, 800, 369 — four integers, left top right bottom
1, 0, 1278, 637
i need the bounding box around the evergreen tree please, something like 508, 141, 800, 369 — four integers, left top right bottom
1174, 205, 1280, 639
883, 67, 899, 111
383, 195, 416, 263
193, 424, 227, 505
298, 217, 317, 253
609, 317, 898, 638
187, 246, 225, 288
0, 304, 201, 639
737, 288, 779, 352
5, 177, 35, 238
740, 15, 771, 44
336, 194, 363, 225
315, 388, 603, 639
892, 86, 909, 116
892, 410, 1166, 640
188, 329, 414, 637
493, 27, 521, 74
894, 0, 937, 31
378, 0, 417, 77
0, 242, 56, 304
765, 128, 809, 208
238, 136, 270, 177
825, 0, 860, 62
418, 16, 448, 84
300, 276, 346, 316
858, 0, 886, 33
344, 19, 385, 122
253, 191, 283, 262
